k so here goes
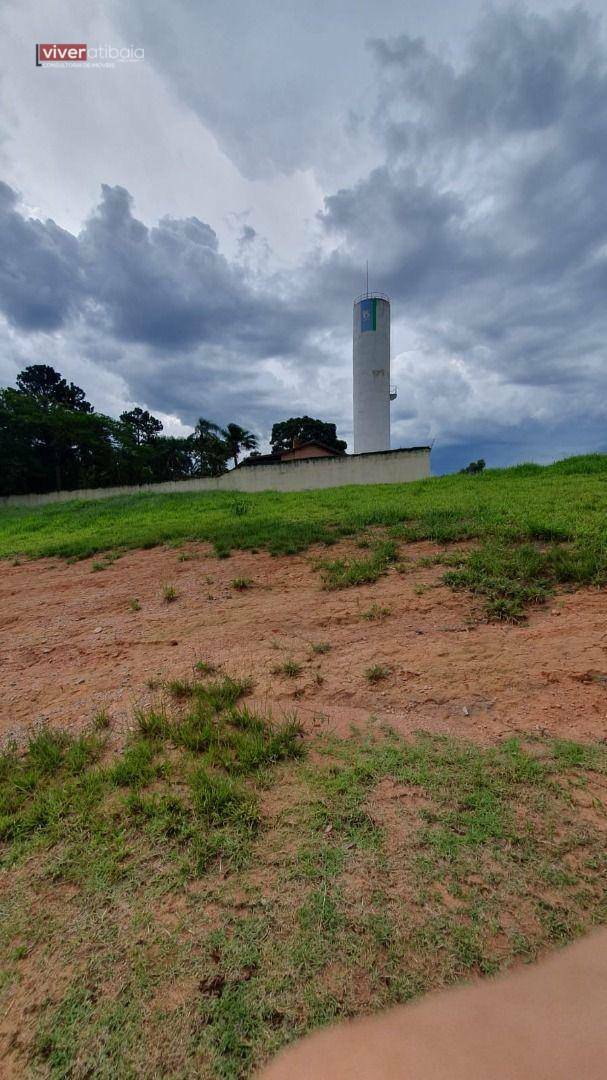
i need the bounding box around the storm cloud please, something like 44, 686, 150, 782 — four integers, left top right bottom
1, 3, 607, 467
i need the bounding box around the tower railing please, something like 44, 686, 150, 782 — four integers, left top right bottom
353, 292, 390, 305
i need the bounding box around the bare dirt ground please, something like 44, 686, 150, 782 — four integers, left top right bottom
1, 539, 606, 745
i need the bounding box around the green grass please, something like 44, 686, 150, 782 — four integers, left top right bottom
364, 665, 392, 683
231, 577, 253, 591
360, 603, 392, 621
0, 677, 302, 870
319, 540, 398, 589
2, 717, 605, 1077
443, 540, 607, 621
0, 454, 602, 563
271, 658, 302, 679
1, 453, 606, 619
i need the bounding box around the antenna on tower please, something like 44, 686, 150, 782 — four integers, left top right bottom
365, 260, 369, 296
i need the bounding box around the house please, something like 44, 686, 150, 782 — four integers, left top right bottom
279, 438, 345, 461
238, 438, 346, 467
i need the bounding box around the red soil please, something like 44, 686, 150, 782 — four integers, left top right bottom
1, 540, 606, 744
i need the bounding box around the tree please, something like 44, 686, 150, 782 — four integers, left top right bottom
119, 407, 163, 446
189, 418, 230, 477
270, 416, 347, 455
148, 436, 195, 482
0, 382, 115, 494
223, 423, 258, 468
460, 459, 486, 475
0, 366, 240, 495
0, 388, 46, 496
16, 364, 93, 413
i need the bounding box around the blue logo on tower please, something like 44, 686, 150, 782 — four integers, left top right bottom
360, 297, 376, 332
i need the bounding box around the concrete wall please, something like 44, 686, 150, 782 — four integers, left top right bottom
0, 447, 430, 509
353, 296, 391, 454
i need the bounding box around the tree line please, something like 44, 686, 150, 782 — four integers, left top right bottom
0, 365, 258, 497
0, 365, 347, 497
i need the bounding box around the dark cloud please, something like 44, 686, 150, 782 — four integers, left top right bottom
318, 6, 607, 462
2, 6, 607, 469
78, 184, 278, 351
0, 182, 82, 331
0, 182, 314, 359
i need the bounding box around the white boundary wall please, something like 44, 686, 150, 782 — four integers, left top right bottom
0, 447, 430, 509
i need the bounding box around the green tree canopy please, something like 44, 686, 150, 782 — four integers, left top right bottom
16, 364, 93, 414
460, 459, 486, 475
270, 416, 347, 455
119, 407, 164, 446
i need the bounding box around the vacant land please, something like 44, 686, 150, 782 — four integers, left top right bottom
0, 456, 606, 1077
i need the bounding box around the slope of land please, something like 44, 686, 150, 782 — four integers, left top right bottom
0, 538, 606, 744
0, 456, 605, 1078
1, 453, 606, 563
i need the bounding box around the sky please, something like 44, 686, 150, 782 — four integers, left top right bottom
1, 0, 607, 472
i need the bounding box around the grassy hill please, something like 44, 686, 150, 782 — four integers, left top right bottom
2, 456, 607, 1075
1, 454, 606, 620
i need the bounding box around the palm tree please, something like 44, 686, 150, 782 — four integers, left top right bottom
190, 417, 229, 477
223, 423, 258, 468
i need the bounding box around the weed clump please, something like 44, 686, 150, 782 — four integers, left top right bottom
361, 603, 391, 621
272, 658, 302, 678
310, 641, 331, 654
231, 577, 253, 591
319, 540, 398, 590
444, 541, 607, 621
194, 660, 217, 676
364, 665, 392, 683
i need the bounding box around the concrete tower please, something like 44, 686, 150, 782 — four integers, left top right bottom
353, 292, 395, 454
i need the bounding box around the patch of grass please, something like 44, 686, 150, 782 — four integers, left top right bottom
26, 728, 70, 775
110, 739, 163, 788
272, 658, 302, 678
1, 716, 606, 1077
194, 660, 217, 675
128, 598, 141, 612
125, 791, 192, 841
319, 540, 399, 590
310, 641, 331, 654
165, 678, 194, 699
231, 577, 253, 590
190, 768, 259, 828
135, 708, 170, 740
162, 584, 178, 603
171, 703, 215, 754
443, 541, 607, 621
93, 709, 111, 731
364, 665, 392, 683
360, 603, 392, 621
228, 713, 304, 775
200, 676, 254, 711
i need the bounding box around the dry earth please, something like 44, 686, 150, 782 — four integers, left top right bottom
1, 539, 606, 744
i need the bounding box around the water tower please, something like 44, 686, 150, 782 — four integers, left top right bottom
353, 291, 396, 454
